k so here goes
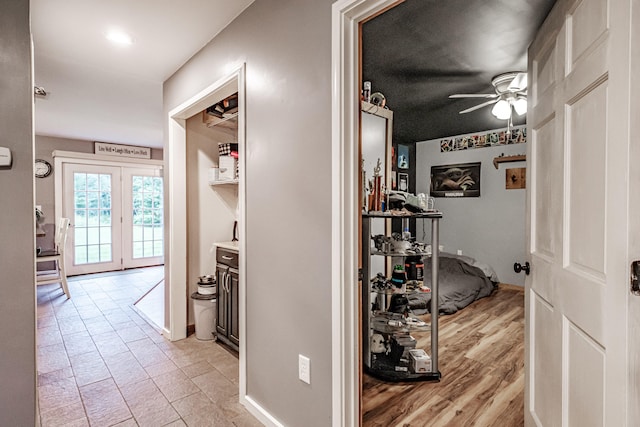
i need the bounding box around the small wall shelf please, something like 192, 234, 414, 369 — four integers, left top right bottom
493, 154, 526, 169
209, 180, 238, 186
203, 111, 238, 132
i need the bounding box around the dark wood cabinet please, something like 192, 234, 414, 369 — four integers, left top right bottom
215, 247, 239, 351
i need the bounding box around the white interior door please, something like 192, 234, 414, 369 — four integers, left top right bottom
527, 0, 630, 425
122, 168, 164, 269
63, 163, 123, 275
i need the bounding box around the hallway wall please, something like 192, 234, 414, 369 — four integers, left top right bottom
0, 1, 37, 424
164, 0, 334, 424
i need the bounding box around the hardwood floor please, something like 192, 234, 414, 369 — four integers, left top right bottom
362, 285, 525, 427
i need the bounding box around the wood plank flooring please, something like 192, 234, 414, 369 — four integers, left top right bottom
362, 285, 525, 427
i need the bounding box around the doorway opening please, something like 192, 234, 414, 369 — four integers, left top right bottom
166, 64, 248, 402
331, 0, 538, 424
57, 160, 164, 276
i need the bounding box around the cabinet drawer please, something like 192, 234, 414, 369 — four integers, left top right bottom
217, 248, 239, 268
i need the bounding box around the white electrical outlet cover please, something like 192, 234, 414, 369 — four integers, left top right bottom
298, 354, 311, 384
0, 147, 11, 166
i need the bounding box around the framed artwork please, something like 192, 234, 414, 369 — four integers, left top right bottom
398, 173, 408, 192
397, 144, 409, 169
430, 162, 481, 198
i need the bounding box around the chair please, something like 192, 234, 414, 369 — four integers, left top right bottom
36, 217, 71, 299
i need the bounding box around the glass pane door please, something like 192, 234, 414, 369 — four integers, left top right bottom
63, 164, 122, 275
122, 168, 164, 268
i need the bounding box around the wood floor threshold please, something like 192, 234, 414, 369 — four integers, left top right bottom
362, 285, 525, 426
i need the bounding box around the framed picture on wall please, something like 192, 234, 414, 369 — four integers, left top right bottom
430, 162, 481, 197
397, 144, 409, 169
398, 173, 408, 192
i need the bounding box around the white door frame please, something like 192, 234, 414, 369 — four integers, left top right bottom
165, 64, 247, 396
53, 151, 163, 273
331, 1, 399, 425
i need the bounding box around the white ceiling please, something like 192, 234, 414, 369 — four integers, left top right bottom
31, 0, 254, 149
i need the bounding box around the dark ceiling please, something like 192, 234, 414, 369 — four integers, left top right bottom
362, 0, 557, 144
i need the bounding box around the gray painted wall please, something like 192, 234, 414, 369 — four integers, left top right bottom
0, 1, 37, 424
416, 134, 527, 286
163, 0, 333, 424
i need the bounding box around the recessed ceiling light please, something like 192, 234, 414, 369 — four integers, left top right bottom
105, 30, 133, 45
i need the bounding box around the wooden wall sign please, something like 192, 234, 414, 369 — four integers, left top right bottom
506, 167, 526, 189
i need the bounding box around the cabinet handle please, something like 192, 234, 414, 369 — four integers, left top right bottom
226, 273, 232, 293
221, 271, 229, 292
222, 255, 234, 260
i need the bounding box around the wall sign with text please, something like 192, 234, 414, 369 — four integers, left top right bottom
95, 142, 151, 159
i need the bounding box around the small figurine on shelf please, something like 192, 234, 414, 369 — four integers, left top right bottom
370, 333, 390, 355
372, 158, 382, 212
391, 264, 406, 292
362, 81, 371, 103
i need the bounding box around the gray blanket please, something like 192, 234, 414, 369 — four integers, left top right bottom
407, 256, 497, 315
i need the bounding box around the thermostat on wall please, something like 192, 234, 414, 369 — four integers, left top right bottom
0, 147, 12, 167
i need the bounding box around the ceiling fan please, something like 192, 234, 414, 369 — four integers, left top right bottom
449, 71, 528, 131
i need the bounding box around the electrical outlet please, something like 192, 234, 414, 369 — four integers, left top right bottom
298, 354, 311, 384
457, 249, 463, 255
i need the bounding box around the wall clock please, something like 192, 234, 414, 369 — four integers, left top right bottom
34, 159, 52, 178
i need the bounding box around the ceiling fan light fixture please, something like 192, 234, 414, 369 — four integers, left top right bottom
509, 73, 528, 91
491, 99, 511, 120
514, 98, 527, 115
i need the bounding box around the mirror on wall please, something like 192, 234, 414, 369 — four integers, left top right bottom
361, 101, 394, 276
361, 101, 393, 212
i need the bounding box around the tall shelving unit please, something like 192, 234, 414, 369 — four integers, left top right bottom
362, 211, 442, 381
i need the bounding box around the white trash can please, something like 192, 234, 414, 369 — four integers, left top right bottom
191, 292, 216, 341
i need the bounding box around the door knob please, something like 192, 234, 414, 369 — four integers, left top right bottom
514, 262, 530, 275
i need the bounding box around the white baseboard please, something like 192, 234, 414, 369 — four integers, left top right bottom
242, 395, 284, 427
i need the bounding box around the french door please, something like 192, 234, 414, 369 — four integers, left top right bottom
62, 162, 163, 275
121, 168, 164, 269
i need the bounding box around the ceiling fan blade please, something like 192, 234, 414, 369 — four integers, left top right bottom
449, 93, 498, 99
508, 72, 528, 91
459, 99, 499, 114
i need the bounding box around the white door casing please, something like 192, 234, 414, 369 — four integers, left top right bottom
166, 65, 259, 423
526, 0, 630, 425
331, 0, 402, 425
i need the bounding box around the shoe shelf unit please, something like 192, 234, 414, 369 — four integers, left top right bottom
362, 211, 442, 382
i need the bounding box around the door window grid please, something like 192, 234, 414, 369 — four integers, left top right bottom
132, 176, 163, 258
73, 173, 113, 264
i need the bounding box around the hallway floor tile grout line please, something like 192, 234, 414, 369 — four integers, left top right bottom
36, 266, 260, 427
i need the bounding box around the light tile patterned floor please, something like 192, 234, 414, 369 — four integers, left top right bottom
36, 266, 261, 427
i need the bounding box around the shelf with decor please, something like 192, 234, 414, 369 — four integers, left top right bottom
208, 179, 238, 186
362, 211, 442, 382
493, 154, 526, 169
